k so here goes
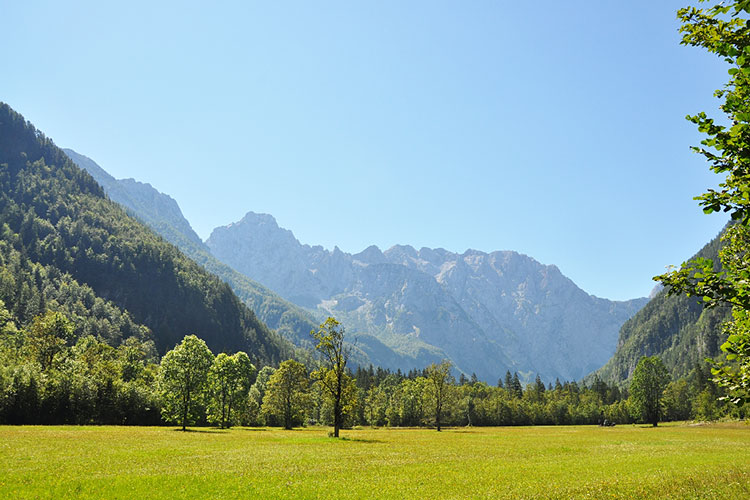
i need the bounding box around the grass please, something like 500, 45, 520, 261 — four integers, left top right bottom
1, 422, 749, 499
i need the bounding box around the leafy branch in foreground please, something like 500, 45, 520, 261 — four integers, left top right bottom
656, 0, 750, 405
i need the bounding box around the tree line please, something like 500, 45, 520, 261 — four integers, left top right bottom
3, 306, 747, 429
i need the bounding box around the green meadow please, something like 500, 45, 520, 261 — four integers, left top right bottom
1, 423, 748, 499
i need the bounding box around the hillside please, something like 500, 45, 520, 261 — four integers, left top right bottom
63, 149, 428, 370
62, 149, 320, 347
593, 229, 732, 384
0, 103, 291, 364
207, 211, 648, 382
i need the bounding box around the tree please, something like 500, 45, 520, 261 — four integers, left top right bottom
247, 365, 275, 425
425, 360, 454, 431
158, 335, 214, 430
25, 310, 73, 371
310, 317, 352, 437
510, 372, 523, 399
262, 359, 310, 429
629, 356, 671, 426
656, 1, 750, 405
0, 299, 18, 337
207, 352, 256, 428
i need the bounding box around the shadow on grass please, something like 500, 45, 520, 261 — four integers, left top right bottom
339, 436, 383, 444
172, 428, 229, 434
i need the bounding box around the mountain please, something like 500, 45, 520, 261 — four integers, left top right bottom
63, 149, 424, 370
0, 103, 291, 364
207, 211, 648, 382
62, 149, 318, 343
593, 230, 732, 384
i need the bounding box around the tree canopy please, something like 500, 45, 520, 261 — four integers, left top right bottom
262, 359, 310, 430
629, 356, 671, 426
159, 335, 214, 430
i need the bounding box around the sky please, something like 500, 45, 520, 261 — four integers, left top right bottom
2, 0, 730, 301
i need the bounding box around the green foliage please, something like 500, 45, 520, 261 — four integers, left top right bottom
246, 365, 276, 426
158, 335, 214, 430
595, 232, 731, 385
25, 310, 73, 371
0, 324, 160, 425
207, 352, 256, 428
261, 359, 310, 429
424, 360, 455, 431
64, 148, 321, 359
629, 356, 671, 426
310, 317, 353, 437
655, 2, 750, 406
0, 102, 291, 366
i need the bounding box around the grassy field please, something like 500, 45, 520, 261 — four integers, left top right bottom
1, 423, 749, 499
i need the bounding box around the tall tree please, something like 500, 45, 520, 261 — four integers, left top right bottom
262, 359, 310, 429
158, 335, 214, 431
656, 1, 750, 405
629, 356, 671, 427
310, 317, 352, 438
247, 365, 275, 425
425, 360, 454, 431
207, 352, 256, 428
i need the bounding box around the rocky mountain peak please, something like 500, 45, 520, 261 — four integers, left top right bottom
353, 245, 386, 265
205, 213, 649, 382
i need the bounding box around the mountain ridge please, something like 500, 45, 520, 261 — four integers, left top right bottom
207, 210, 648, 382
63, 149, 431, 371
591, 228, 731, 385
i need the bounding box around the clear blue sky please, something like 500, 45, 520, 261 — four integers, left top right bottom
3, 1, 729, 300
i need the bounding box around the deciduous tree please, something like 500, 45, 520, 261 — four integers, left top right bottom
262, 359, 310, 429
425, 360, 454, 431
158, 335, 214, 430
207, 352, 256, 428
310, 317, 352, 437
629, 356, 670, 426
26, 310, 73, 371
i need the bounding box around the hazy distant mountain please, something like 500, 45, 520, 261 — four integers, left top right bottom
64, 149, 316, 341
64, 149, 205, 250
63, 149, 424, 370
207, 212, 648, 382
592, 230, 731, 385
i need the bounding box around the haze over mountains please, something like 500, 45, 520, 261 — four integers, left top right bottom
74, 141, 737, 389
63, 146, 652, 382
207, 213, 649, 382
59, 144, 738, 389
63, 149, 419, 371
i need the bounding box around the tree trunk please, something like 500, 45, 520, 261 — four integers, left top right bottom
436, 399, 442, 432
333, 400, 340, 438
227, 397, 232, 429
182, 388, 190, 431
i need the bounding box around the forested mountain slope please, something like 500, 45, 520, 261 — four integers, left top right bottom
593, 230, 731, 384
63, 149, 320, 348
0, 103, 291, 365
